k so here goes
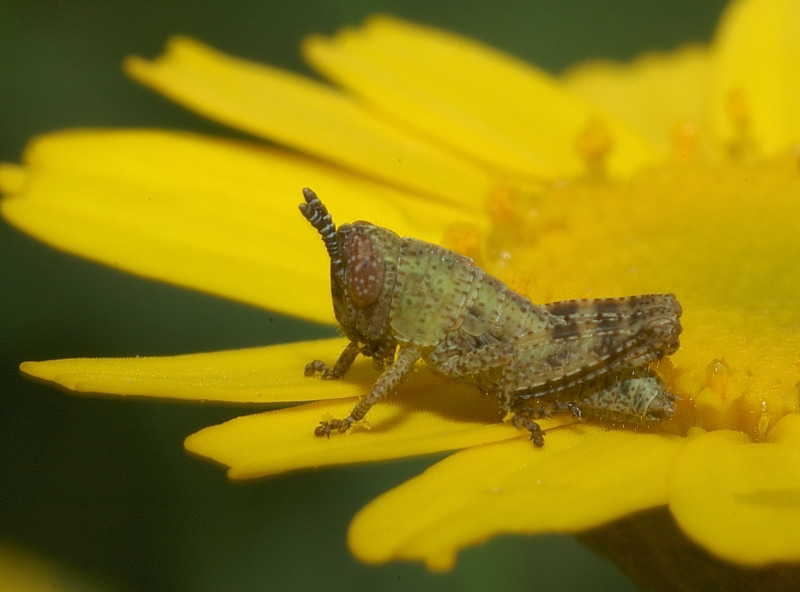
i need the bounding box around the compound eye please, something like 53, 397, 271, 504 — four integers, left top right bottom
345, 233, 385, 308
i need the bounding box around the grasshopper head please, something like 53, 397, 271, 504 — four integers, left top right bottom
300, 188, 400, 346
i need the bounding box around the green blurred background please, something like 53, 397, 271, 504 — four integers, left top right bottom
1, 0, 727, 590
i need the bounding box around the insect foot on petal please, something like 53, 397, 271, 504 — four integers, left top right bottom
315, 417, 354, 437
304, 360, 330, 377
510, 414, 546, 447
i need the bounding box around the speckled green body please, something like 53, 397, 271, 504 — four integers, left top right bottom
300, 188, 682, 445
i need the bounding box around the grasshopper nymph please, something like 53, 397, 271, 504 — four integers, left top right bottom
300, 188, 682, 446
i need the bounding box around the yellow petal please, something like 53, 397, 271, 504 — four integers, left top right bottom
710, 0, 800, 155
0, 163, 26, 193
20, 338, 364, 403
348, 429, 685, 570
1, 130, 483, 323
303, 15, 660, 179
668, 414, 800, 566
185, 382, 519, 479
563, 45, 711, 160
125, 37, 490, 205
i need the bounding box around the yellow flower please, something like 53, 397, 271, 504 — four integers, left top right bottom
2, 0, 799, 583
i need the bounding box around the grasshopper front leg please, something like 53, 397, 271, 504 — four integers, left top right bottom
314, 345, 421, 437
305, 341, 360, 380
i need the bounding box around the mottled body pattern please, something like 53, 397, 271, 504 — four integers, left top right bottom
300, 188, 682, 446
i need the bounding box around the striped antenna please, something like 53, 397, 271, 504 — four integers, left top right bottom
299, 188, 344, 277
